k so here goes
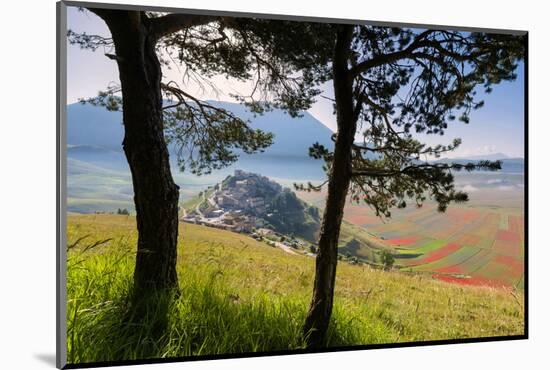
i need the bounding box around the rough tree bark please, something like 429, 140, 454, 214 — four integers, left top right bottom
303, 25, 356, 347
96, 10, 180, 294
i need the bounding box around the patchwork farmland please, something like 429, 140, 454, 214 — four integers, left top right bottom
352, 203, 524, 289
297, 180, 525, 290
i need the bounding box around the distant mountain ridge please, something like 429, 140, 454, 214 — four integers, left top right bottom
444, 153, 512, 161
67, 100, 335, 157
67, 100, 524, 175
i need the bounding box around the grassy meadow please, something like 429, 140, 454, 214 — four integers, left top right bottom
67, 214, 524, 365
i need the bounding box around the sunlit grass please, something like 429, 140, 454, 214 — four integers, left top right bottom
67, 214, 524, 365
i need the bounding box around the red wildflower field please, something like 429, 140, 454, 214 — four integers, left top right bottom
496, 229, 521, 243
433, 274, 507, 288
451, 233, 481, 247
508, 215, 522, 233
415, 243, 461, 264
343, 205, 382, 226
494, 255, 524, 274
301, 187, 526, 289
508, 215, 525, 243
386, 237, 418, 246
493, 239, 522, 256
435, 264, 464, 274
447, 208, 480, 222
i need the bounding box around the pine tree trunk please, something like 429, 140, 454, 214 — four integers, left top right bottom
106, 11, 180, 294
303, 25, 356, 348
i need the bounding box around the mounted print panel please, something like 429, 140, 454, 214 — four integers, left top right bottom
57, 1, 527, 368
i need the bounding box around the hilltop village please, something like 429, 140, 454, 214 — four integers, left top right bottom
182, 170, 276, 232
181, 170, 318, 251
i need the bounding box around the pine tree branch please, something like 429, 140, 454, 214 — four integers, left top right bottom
149, 13, 221, 40
150, 13, 219, 40
349, 30, 435, 76
351, 160, 501, 178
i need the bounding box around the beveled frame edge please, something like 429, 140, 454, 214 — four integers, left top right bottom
57, 1, 68, 369
56, 1, 529, 369
61, 0, 527, 35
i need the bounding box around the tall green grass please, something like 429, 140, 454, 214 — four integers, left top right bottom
67, 215, 524, 365
67, 236, 364, 364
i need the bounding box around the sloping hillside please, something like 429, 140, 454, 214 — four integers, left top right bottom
67, 100, 334, 159
66, 214, 524, 364
181, 170, 386, 260
66, 100, 336, 211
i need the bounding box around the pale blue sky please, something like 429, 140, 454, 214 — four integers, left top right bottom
67, 6, 525, 159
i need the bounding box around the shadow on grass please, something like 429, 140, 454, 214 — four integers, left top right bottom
84, 288, 175, 362
67, 270, 362, 365
66, 238, 362, 365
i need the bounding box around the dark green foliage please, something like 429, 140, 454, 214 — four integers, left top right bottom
162, 99, 274, 175
158, 19, 332, 175
307, 206, 320, 219
350, 158, 502, 216
67, 29, 112, 51
68, 12, 334, 176
302, 26, 524, 218
68, 11, 524, 223
266, 189, 321, 242
117, 208, 130, 215
379, 250, 395, 271
161, 18, 334, 116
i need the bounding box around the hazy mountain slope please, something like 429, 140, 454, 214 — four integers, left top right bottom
67, 103, 124, 150
67, 101, 334, 157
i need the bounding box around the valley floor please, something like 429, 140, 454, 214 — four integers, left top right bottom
66, 214, 525, 365
298, 188, 525, 289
